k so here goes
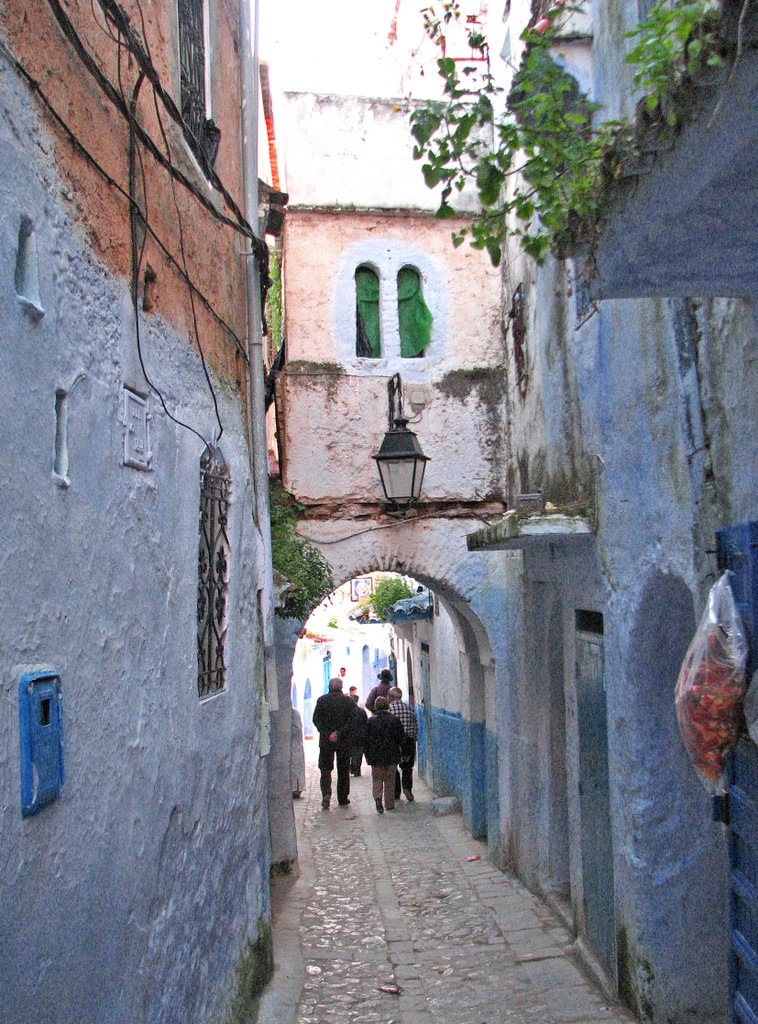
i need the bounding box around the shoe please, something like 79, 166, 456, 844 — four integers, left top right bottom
321, 798, 330, 809
386, 804, 396, 811
375, 799, 384, 814
338, 799, 350, 806
403, 788, 414, 802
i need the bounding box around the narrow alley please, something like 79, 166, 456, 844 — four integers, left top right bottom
259, 745, 636, 1024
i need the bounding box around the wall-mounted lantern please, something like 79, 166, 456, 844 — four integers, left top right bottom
372, 373, 429, 513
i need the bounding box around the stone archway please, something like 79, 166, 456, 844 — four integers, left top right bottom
268, 516, 510, 867
295, 515, 504, 843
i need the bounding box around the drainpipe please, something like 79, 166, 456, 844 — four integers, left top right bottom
239, 0, 278, 727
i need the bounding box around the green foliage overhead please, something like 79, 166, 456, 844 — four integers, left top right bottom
410, 0, 724, 266
269, 484, 334, 620
265, 247, 282, 365
625, 0, 722, 122
370, 576, 414, 620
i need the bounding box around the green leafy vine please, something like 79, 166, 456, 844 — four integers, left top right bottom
269, 483, 334, 620
411, 0, 725, 266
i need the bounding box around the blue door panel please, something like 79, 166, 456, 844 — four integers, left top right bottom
576, 630, 616, 981
719, 522, 758, 1024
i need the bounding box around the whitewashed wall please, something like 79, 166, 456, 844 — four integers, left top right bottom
0, 59, 270, 1024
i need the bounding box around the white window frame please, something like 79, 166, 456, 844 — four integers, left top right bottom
333, 240, 447, 381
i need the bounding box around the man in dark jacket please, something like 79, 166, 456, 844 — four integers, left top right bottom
312, 677, 357, 809
349, 694, 368, 776
364, 696, 405, 813
365, 668, 393, 713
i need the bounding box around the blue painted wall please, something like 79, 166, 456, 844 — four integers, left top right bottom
429, 707, 494, 840
485, 727, 500, 856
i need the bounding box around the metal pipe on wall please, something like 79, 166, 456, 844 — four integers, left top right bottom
239, 0, 278, 719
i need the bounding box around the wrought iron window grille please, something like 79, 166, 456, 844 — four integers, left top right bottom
178, 0, 221, 168
197, 444, 230, 698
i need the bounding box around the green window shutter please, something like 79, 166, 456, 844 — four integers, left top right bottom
355, 267, 381, 357
398, 268, 433, 358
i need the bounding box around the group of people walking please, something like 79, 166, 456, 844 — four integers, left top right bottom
311, 668, 419, 814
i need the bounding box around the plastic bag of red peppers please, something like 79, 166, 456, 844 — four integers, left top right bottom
675, 572, 748, 790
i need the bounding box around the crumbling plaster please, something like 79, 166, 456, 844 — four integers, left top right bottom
281, 211, 505, 506
2, 0, 248, 388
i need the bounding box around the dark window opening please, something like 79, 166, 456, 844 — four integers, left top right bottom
356, 265, 381, 357
398, 267, 433, 358
39, 698, 51, 726
511, 284, 527, 397
576, 610, 604, 635
197, 444, 230, 698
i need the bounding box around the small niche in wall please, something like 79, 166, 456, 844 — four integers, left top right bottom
15, 217, 45, 319
53, 389, 70, 488
142, 263, 158, 312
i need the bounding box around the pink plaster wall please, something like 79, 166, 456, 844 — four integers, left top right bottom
279, 210, 506, 508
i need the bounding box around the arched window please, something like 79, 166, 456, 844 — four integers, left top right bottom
197, 444, 230, 698
397, 267, 432, 358
355, 265, 381, 357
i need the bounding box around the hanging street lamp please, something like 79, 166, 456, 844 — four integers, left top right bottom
372, 373, 430, 512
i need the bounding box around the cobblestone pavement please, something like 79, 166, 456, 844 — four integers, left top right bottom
258, 743, 637, 1024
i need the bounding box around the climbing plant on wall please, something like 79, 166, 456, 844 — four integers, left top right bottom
410, 0, 725, 266
269, 483, 334, 619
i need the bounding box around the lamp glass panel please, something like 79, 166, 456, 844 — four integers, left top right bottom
379, 459, 416, 501
412, 459, 427, 499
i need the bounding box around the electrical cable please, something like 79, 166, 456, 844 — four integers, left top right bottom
118, 0, 222, 441
44, 0, 267, 267
127, 72, 210, 448
0, 39, 248, 362
94, 0, 268, 270
90, 0, 122, 46
304, 508, 499, 545
148, 71, 224, 442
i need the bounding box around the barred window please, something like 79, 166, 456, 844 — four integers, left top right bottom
178, 0, 220, 166
197, 445, 230, 698
178, 0, 206, 142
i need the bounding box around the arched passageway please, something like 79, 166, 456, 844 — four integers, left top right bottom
267, 516, 506, 874
279, 557, 499, 861
290, 565, 497, 843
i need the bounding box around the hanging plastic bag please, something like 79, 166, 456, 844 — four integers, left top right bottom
674, 572, 748, 790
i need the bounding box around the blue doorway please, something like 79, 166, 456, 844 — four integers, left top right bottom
303, 678, 313, 738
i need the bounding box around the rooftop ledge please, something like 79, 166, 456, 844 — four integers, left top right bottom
466, 510, 594, 551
